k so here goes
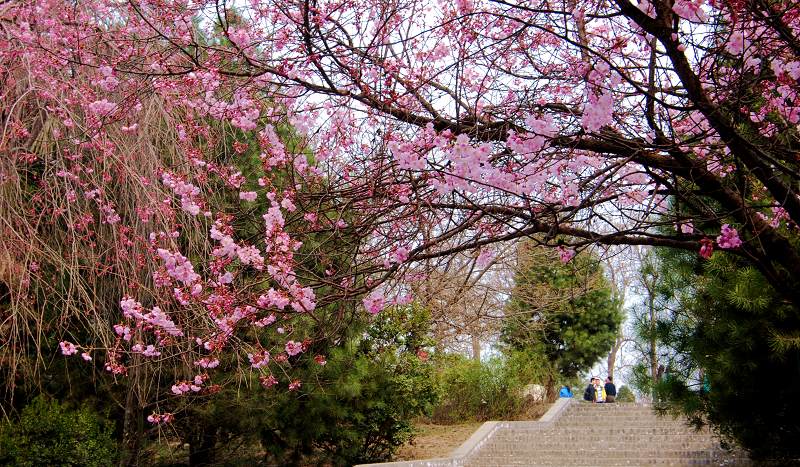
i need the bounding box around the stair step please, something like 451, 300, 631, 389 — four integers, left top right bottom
462, 402, 749, 466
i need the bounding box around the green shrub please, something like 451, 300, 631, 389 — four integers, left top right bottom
257, 339, 438, 465
165, 304, 439, 466
616, 385, 636, 402
0, 395, 118, 467
430, 351, 550, 423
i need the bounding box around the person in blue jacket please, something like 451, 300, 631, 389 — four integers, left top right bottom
559, 385, 573, 398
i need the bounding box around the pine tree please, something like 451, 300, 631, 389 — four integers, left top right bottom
501, 242, 623, 392
643, 246, 800, 461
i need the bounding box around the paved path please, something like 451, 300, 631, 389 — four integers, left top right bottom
357, 399, 750, 467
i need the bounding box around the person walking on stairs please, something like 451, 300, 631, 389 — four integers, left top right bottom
604, 376, 617, 403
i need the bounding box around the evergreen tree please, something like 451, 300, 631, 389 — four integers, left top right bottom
643, 246, 800, 461
501, 242, 623, 392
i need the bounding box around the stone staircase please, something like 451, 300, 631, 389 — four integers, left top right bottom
356, 399, 751, 467
465, 402, 749, 466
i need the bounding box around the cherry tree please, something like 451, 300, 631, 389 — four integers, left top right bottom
2, 0, 800, 442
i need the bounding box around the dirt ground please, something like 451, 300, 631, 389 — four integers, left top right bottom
393, 422, 484, 461
394, 402, 552, 461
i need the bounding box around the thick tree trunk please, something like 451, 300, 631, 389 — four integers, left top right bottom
606, 334, 623, 380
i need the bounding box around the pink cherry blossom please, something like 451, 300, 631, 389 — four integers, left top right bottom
285, 340, 303, 356
363, 291, 386, 315
726, 31, 747, 55
132, 343, 162, 357
557, 246, 576, 264
239, 191, 257, 201
260, 374, 278, 388
248, 350, 271, 368
717, 224, 743, 249
253, 313, 277, 328
156, 249, 201, 285
218, 271, 234, 284
113, 324, 133, 340
672, 0, 708, 22
288, 379, 302, 391
194, 357, 220, 369
171, 381, 192, 395
700, 238, 714, 259
59, 341, 78, 356
476, 249, 496, 268
87, 99, 118, 117
582, 92, 614, 132
391, 247, 410, 264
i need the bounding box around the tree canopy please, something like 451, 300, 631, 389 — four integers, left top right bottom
502, 242, 622, 381
635, 245, 800, 460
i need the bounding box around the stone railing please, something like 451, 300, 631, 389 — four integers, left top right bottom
354, 397, 574, 467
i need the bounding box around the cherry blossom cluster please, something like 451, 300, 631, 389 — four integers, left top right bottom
717, 225, 743, 250
146, 413, 175, 425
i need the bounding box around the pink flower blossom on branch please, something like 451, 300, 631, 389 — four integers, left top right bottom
557, 246, 576, 264
717, 224, 743, 249
582, 91, 614, 132
147, 412, 174, 425
248, 350, 271, 368
194, 357, 220, 369
156, 249, 201, 285
391, 246, 409, 264
363, 291, 386, 315
672, 0, 708, 22
87, 99, 118, 117
285, 340, 303, 356
59, 341, 78, 356
260, 374, 278, 388
700, 238, 714, 259
239, 191, 257, 201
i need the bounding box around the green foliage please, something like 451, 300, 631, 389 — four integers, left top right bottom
167, 304, 438, 466
615, 385, 635, 403
258, 340, 436, 465
430, 350, 550, 423
501, 242, 623, 384
0, 395, 118, 467
258, 307, 438, 465
645, 246, 800, 461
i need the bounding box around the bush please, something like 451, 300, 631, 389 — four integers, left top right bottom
0, 395, 118, 467
430, 351, 550, 423
165, 304, 439, 466
257, 338, 439, 466
616, 385, 636, 402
